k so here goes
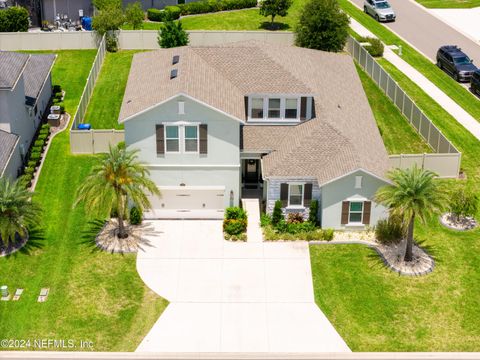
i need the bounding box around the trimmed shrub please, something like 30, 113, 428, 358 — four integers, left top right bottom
272, 200, 283, 226
41, 124, 51, 132
225, 206, 247, 221
260, 213, 272, 227
37, 133, 48, 142
375, 216, 404, 245
449, 186, 478, 221
31, 146, 42, 154
164, 5, 181, 20
24, 166, 35, 176
34, 139, 45, 148
308, 199, 319, 225
287, 212, 304, 224
18, 174, 33, 188
147, 8, 164, 21
178, 0, 257, 16
53, 85, 62, 94
360, 36, 384, 57
27, 160, 38, 168
276, 219, 315, 234
321, 228, 334, 241
129, 206, 143, 225
223, 219, 247, 235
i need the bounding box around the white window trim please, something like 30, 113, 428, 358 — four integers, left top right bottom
164, 123, 200, 154
287, 183, 305, 208
183, 124, 199, 154
348, 201, 364, 225
248, 95, 301, 122
165, 125, 181, 154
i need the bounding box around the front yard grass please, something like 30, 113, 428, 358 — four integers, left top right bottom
356, 64, 432, 154
415, 0, 480, 8
0, 50, 167, 351
338, 0, 480, 123
83, 51, 140, 130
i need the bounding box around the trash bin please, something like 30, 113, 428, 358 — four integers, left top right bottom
0, 285, 8, 298
78, 123, 91, 130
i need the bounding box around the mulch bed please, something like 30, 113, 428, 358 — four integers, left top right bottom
440, 212, 477, 231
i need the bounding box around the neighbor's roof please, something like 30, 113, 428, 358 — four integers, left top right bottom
120, 41, 390, 185
0, 51, 55, 102
0, 129, 19, 176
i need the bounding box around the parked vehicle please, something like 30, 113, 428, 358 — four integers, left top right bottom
436, 45, 478, 82
471, 70, 480, 96
364, 0, 396, 22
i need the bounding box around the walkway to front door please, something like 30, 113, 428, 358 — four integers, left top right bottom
136, 220, 350, 353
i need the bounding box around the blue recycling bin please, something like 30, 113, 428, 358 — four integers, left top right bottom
81, 17, 92, 31
78, 123, 91, 130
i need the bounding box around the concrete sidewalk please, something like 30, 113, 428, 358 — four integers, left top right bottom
241, 198, 263, 243
350, 18, 480, 142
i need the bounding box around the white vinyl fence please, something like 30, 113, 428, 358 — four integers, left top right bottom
346, 36, 461, 178
0, 31, 99, 50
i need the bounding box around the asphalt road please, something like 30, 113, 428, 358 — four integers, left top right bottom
351, 0, 480, 63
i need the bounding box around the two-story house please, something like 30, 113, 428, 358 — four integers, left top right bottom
0, 51, 55, 179
119, 41, 391, 230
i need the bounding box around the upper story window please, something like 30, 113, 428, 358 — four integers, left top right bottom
165, 125, 180, 153
184, 125, 198, 152
248, 95, 302, 122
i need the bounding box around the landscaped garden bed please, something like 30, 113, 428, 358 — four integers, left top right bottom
223, 206, 248, 241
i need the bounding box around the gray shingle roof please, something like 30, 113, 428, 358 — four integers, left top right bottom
0, 130, 19, 175
23, 54, 56, 100
0, 51, 29, 90
120, 41, 390, 185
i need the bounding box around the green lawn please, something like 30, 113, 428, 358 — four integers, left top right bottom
122, 1, 307, 31
337, 0, 480, 123
0, 50, 167, 351
415, 0, 480, 8
84, 51, 140, 130
310, 55, 480, 352
356, 64, 432, 154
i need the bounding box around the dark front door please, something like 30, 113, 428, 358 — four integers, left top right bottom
244, 159, 259, 187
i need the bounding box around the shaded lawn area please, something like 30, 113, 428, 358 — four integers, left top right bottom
356, 64, 432, 154
84, 51, 140, 130
311, 55, 480, 352
0, 50, 167, 351
122, 1, 307, 31
338, 0, 480, 123
415, 0, 480, 8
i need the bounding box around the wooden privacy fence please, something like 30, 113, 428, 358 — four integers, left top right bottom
346, 36, 461, 178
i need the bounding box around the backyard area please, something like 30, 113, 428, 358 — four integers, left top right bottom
83, 51, 140, 130
0, 50, 167, 351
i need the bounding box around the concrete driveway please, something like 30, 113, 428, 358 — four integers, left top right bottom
136, 220, 350, 353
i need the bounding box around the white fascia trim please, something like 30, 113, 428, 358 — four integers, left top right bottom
320, 168, 390, 187
147, 164, 240, 169
0, 136, 20, 178
346, 196, 369, 202
120, 92, 245, 124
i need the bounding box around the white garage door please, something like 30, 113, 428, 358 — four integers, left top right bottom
145, 186, 225, 219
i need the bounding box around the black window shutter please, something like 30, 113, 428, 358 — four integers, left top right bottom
199, 124, 208, 154
304, 183, 313, 207
156, 124, 164, 155
300, 97, 307, 120
341, 201, 350, 225
244, 96, 249, 120
280, 183, 289, 207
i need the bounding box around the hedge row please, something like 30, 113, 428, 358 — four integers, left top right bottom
147, 0, 257, 22
18, 124, 51, 188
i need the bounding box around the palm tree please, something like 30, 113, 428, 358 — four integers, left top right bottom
0, 177, 41, 247
74, 144, 160, 239
375, 166, 446, 262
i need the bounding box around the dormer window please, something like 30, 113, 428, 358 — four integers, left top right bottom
248, 95, 304, 122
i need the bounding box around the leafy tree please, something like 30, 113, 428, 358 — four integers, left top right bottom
0, 177, 41, 247
92, 1, 125, 52
295, 0, 349, 52
158, 21, 189, 48
259, 0, 292, 27
0, 6, 30, 32
74, 144, 160, 239
449, 186, 478, 221
375, 166, 447, 262
125, 1, 144, 30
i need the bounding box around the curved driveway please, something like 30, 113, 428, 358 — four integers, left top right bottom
135, 220, 350, 353
351, 0, 480, 62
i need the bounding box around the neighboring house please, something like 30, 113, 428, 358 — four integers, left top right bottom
0, 51, 55, 179
119, 41, 391, 229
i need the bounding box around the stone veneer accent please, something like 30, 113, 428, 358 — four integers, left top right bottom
266, 178, 321, 221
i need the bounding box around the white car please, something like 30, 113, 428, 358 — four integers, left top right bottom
364, 0, 396, 22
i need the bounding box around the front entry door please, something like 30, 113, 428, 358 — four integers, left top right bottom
245, 159, 259, 188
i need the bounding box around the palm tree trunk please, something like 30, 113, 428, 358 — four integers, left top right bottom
405, 214, 415, 262
117, 196, 128, 239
